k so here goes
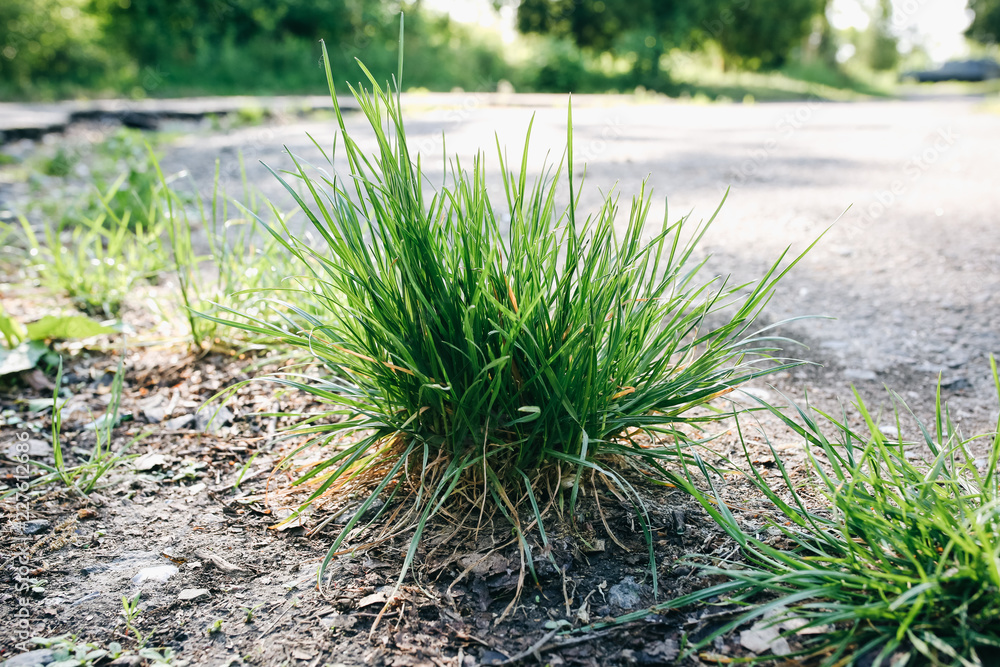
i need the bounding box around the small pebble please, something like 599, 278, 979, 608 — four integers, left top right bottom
941, 377, 971, 390
607, 576, 642, 610
20, 519, 51, 535
131, 564, 178, 585
878, 425, 900, 440
178, 588, 210, 601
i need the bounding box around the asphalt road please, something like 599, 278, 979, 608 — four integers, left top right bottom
157, 95, 1000, 437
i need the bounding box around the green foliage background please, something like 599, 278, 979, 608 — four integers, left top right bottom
0, 0, 115, 96
5, 0, 989, 100
0, 0, 839, 99
968, 0, 1000, 44
1, 0, 515, 98
517, 0, 827, 73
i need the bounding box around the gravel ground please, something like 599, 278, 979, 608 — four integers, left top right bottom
158, 94, 1000, 440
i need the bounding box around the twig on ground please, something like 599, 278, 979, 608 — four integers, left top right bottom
500, 629, 612, 664
499, 629, 559, 665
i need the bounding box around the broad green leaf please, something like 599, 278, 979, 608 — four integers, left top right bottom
25, 315, 115, 341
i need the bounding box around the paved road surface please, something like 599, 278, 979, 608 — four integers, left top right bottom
0, 92, 639, 139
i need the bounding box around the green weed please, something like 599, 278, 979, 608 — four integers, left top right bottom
28, 631, 184, 665
95, 130, 171, 231
28, 636, 125, 666
120, 592, 148, 645
147, 150, 318, 349
138, 647, 188, 666
24, 353, 147, 496
6, 129, 174, 317
8, 129, 307, 347
40, 147, 78, 177
631, 359, 1000, 665
240, 603, 262, 623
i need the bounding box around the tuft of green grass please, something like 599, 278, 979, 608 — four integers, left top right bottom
15, 174, 169, 318
147, 149, 320, 350
637, 359, 1000, 665
208, 38, 812, 606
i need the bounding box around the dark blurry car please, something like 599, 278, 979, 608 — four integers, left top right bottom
902, 58, 1000, 82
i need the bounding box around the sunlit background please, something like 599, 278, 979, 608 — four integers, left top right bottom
828, 0, 972, 60
430, 0, 976, 61
2, 0, 998, 100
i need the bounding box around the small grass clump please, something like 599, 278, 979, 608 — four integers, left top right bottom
18, 207, 166, 318
148, 153, 320, 350
20, 354, 147, 496
7, 134, 313, 347
658, 361, 1000, 665
14, 160, 170, 318
211, 39, 811, 599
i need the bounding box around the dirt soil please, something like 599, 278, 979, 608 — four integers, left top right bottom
3, 94, 1000, 666
1, 337, 809, 667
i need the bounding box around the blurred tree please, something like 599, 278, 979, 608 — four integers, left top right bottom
516, 0, 701, 86
799, 13, 840, 68
840, 0, 898, 71
693, 0, 827, 68
968, 0, 1000, 43
515, 0, 827, 79
867, 0, 900, 71
0, 0, 112, 96
98, 0, 388, 69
